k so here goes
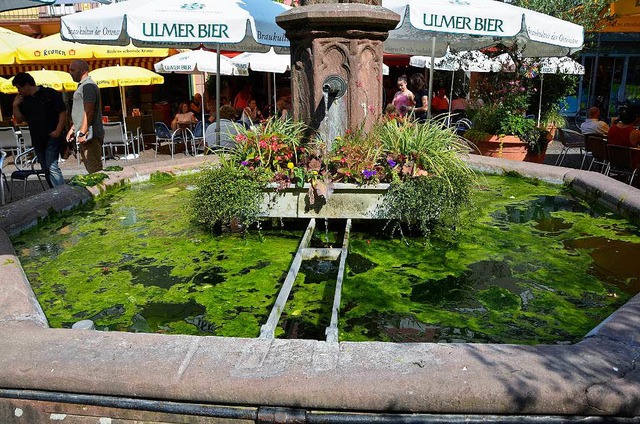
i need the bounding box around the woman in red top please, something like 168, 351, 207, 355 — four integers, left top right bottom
607, 107, 640, 147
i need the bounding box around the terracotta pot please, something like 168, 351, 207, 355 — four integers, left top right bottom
524, 140, 549, 164
471, 135, 528, 161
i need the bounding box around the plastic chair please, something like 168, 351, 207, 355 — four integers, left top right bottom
187, 121, 205, 155
584, 134, 609, 173
102, 122, 132, 162
0, 150, 9, 205
153, 122, 177, 159
10, 147, 47, 201
124, 116, 143, 155
555, 128, 585, 167
18, 126, 33, 150
0, 126, 22, 159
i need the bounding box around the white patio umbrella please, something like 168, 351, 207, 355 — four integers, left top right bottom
534, 57, 585, 125
0, 0, 55, 11
154, 49, 238, 145
382, 0, 584, 117
60, 0, 290, 145
231, 48, 290, 115
410, 50, 496, 116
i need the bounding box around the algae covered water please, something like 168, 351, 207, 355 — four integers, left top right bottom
12, 173, 640, 344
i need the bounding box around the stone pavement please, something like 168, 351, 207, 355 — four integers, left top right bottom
1, 144, 187, 204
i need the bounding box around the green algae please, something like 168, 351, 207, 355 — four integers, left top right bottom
13, 175, 300, 337
11, 172, 640, 344
339, 174, 639, 344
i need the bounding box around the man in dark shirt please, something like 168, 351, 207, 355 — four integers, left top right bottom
12, 72, 67, 187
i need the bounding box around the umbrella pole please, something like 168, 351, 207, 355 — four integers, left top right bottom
202, 71, 207, 149
216, 44, 221, 148
537, 73, 544, 127
427, 36, 435, 120
120, 85, 128, 134
448, 70, 454, 118
273, 72, 277, 117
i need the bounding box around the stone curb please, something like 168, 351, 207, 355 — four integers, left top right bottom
0, 154, 639, 417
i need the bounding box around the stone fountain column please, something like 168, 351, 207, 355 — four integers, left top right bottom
276, 0, 399, 147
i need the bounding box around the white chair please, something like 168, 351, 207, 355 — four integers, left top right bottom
18, 126, 33, 151
0, 150, 9, 205
0, 127, 21, 159
102, 122, 133, 163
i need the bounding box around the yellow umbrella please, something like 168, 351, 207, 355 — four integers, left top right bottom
0, 76, 10, 92
89, 65, 165, 88
0, 69, 78, 94
91, 44, 169, 59
16, 34, 94, 62
89, 66, 164, 133
0, 27, 33, 64
16, 33, 169, 62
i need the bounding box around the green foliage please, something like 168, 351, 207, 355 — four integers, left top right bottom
231, 116, 308, 188
69, 172, 109, 187
375, 118, 474, 181
104, 165, 124, 172
328, 125, 384, 185
513, 0, 611, 32
468, 75, 549, 153
149, 171, 175, 184
378, 170, 474, 238
189, 164, 269, 232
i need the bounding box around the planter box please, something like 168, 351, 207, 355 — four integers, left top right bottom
471, 135, 548, 163
260, 183, 389, 219
472, 135, 528, 161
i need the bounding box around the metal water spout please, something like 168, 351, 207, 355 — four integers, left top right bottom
320, 75, 347, 151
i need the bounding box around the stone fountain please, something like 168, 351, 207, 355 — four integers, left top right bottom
276, 0, 399, 147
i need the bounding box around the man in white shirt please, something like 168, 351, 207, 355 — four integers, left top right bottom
580, 107, 610, 135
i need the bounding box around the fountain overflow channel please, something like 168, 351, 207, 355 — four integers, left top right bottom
259, 218, 352, 342
1, 155, 640, 422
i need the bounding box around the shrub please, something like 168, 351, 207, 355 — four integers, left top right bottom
378, 170, 474, 238
189, 163, 269, 233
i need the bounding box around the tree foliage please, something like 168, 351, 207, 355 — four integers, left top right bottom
512, 0, 611, 32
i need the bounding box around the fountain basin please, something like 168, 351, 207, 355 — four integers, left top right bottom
0, 155, 639, 421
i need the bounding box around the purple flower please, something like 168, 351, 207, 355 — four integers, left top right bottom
387, 158, 397, 167
362, 169, 377, 179
241, 161, 249, 166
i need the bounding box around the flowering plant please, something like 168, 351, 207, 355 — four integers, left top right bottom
230, 118, 307, 189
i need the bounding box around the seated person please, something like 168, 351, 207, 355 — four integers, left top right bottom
190, 93, 203, 116
171, 102, 197, 130
205, 105, 239, 149
450, 92, 467, 122
431, 88, 449, 115
207, 96, 230, 123
607, 106, 640, 148
580, 106, 609, 135
241, 99, 263, 128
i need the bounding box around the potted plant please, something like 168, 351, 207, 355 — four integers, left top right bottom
540, 104, 568, 141
465, 76, 551, 162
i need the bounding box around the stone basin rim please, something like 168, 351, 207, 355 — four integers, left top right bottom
0, 154, 639, 418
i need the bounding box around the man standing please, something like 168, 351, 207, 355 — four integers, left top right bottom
11, 72, 66, 187
580, 106, 610, 135
67, 59, 104, 173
